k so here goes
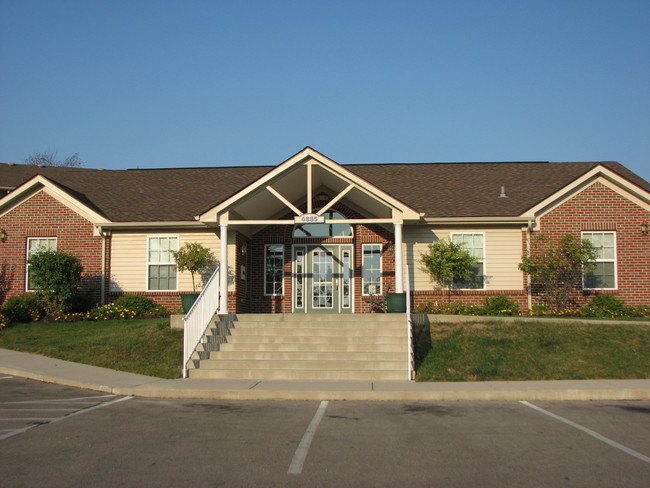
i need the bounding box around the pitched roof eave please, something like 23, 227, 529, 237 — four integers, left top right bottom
521, 165, 650, 219
0, 174, 112, 224
198, 147, 421, 223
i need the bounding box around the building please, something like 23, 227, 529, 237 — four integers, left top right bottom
2, 147, 650, 314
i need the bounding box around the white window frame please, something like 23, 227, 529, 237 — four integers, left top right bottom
26, 237, 58, 292
450, 232, 486, 290
292, 210, 354, 239
582, 231, 617, 290
362, 244, 382, 296
293, 246, 305, 309
264, 244, 285, 296
147, 235, 178, 291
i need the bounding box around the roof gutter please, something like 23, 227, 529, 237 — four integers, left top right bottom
96, 221, 206, 230
420, 216, 531, 225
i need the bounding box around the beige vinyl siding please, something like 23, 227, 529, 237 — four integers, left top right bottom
110, 231, 230, 293
404, 225, 524, 291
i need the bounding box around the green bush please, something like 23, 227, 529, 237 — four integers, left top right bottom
583, 294, 626, 318
483, 295, 519, 316
87, 304, 138, 321
113, 295, 158, 313
2, 293, 47, 323
113, 295, 169, 318
27, 249, 82, 313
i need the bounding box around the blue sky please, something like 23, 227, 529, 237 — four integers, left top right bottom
1, 0, 649, 183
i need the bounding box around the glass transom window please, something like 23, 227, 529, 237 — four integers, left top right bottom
293, 210, 352, 238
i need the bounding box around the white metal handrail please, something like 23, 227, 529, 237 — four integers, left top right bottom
405, 265, 414, 381
182, 266, 221, 378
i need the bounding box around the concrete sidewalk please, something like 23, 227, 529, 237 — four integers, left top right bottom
2, 347, 649, 401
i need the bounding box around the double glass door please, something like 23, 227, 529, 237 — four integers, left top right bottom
293, 245, 352, 313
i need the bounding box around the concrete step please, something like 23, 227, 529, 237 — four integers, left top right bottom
220, 335, 408, 345
229, 313, 405, 323
217, 342, 407, 353
189, 313, 410, 381
210, 321, 405, 331
187, 368, 407, 381
212, 351, 406, 361
198, 359, 405, 371
210, 327, 404, 337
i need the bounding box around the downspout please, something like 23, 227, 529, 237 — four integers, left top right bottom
526, 219, 534, 310
97, 226, 109, 306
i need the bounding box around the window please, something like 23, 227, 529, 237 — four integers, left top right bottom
362, 244, 382, 295
293, 210, 352, 238
582, 232, 617, 289
451, 233, 485, 289
295, 249, 304, 308
148, 236, 178, 290
26, 237, 57, 291
265, 244, 284, 295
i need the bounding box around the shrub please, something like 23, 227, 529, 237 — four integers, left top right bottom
529, 303, 549, 316
113, 295, 159, 314
27, 249, 83, 313
483, 295, 519, 316
420, 240, 478, 303
113, 295, 169, 318
583, 294, 627, 318
519, 233, 597, 312
2, 293, 47, 323
0, 312, 8, 329
87, 304, 138, 321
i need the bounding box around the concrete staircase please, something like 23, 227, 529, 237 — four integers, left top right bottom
187, 313, 410, 380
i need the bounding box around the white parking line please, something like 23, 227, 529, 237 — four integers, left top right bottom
0, 408, 77, 412
520, 401, 650, 465
0, 376, 13, 379
288, 401, 329, 475
0, 396, 132, 441
0, 394, 118, 405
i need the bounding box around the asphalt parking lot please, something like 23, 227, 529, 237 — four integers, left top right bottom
1, 376, 649, 487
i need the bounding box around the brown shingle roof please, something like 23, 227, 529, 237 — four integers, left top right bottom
1, 159, 648, 221
348, 160, 650, 217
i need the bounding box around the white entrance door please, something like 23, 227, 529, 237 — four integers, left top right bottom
293, 245, 352, 313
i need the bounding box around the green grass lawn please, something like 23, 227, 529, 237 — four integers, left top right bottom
0, 319, 182, 379
415, 320, 650, 381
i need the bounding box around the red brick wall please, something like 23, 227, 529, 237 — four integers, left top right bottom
246, 204, 394, 313
411, 290, 530, 310
0, 190, 104, 306
537, 181, 650, 306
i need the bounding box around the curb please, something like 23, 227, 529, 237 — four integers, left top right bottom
3, 366, 650, 402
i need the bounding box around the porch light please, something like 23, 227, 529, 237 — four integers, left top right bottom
315, 193, 330, 202
642, 221, 649, 235
0, 228, 6, 242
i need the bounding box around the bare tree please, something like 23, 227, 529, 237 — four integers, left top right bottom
23, 150, 84, 167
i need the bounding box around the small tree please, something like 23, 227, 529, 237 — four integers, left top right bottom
172, 242, 216, 292
519, 233, 597, 312
420, 240, 478, 303
27, 249, 83, 314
